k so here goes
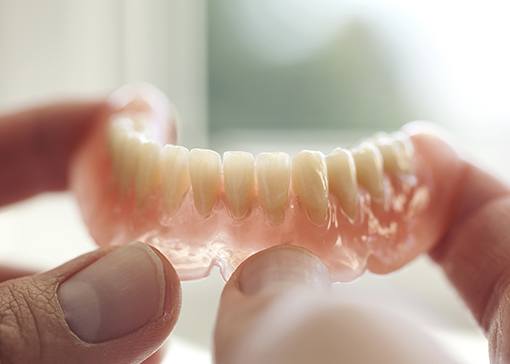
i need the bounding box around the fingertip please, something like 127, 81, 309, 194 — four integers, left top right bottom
234, 245, 330, 296
147, 244, 182, 333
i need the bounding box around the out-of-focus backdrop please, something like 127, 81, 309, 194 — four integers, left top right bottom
2, 1, 509, 362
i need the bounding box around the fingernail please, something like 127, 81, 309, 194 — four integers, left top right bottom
239, 246, 330, 295
58, 242, 166, 343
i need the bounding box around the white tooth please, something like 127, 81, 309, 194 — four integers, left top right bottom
134, 141, 161, 204
131, 113, 149, 133
118, 133, 144, 193
256, 152, 291, 225
223, 151, 255, 219
108, 116, 133, 180
373, 133, 413, 173
160, 145, 190, 215
352, 142, 384, 201
391, 131, 414, 172
189, 148, 222, 217
292, 150, 329, 225
326, 148, 358, 219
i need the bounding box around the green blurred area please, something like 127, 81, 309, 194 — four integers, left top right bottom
208, 3, 415, 133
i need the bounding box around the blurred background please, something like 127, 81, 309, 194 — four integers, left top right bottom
2, 0, 510, 362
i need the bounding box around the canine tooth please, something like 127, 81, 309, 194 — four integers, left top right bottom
326, 148, 358, 219
118, 133, 143, 193
189, 148, 222, 217
160, 145, 190, 215
134, 141, 160, 203
223, 151, 255, 219
256, 152, 291, 225
352, 142, 384, 201
292, 151, 329, 225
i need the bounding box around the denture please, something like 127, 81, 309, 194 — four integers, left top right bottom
71, 85, 463, 281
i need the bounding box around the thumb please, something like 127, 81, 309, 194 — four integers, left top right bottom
0, 242, 180, 364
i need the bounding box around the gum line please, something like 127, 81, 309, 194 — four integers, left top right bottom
71, 86, 434, 281
93, 131, 428, 280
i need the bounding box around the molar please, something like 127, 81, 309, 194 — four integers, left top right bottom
134, 141, 161, 204
223, 151, 255, 219
160, 145, 190, 215
391, 131, 414, 172
326, 148, 358, 220
255, 152, 291, 225
108, 119, 127, 180
352, 142, 385, 201
292, 150, 329, 226
189, 148, 222, 217
373, 133, 413, 174
118, 133, 144, 193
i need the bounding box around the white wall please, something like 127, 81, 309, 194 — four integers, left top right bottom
0, 0, 207, 145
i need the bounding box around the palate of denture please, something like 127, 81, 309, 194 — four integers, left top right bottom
72, 85, 458, 283
189, 148, 222, 217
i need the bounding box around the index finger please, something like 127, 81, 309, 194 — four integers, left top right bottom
409, 125, 510, 362
0, 100, 104, 206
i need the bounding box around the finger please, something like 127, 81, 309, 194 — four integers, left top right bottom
214, 246, 456, 364
0, 242, 180, 364
408, 126, 510, 362
0, 265, 35, 282
0, 100, 105, 206
214, 245, 329, 364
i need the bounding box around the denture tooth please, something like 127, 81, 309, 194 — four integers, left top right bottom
292, 150, 329, 226
108, 124, 123, 178
391, 131, 414, 172
108, 116, 133, 179
189, 148, 222, 217
326, 148, 358, 220
373, 133, 413, 174
352, 142, 385, 201
223, 151, 255, 219
256, 152, 291, 225
160, 145, 190, 215
134, 141, 161, 204
118, 133, 143, 193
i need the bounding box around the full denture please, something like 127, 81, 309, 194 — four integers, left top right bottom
71, 85, 461, 281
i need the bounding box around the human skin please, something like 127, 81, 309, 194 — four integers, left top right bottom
0, 98, 509, 363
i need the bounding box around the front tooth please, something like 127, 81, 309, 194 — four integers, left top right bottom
118, 133, 143, 193
256, 152, 291, 225
326, 148, 358, 219
134, 141, 161, 203
223, 151, 255, 219
160, 145, 190, 215
292, 150, 329, 225
189, 148, 222, 217
352, 142, 384, 201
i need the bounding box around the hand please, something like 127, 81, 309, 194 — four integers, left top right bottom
213, 130, 510, 364
0, 102, 181, 363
